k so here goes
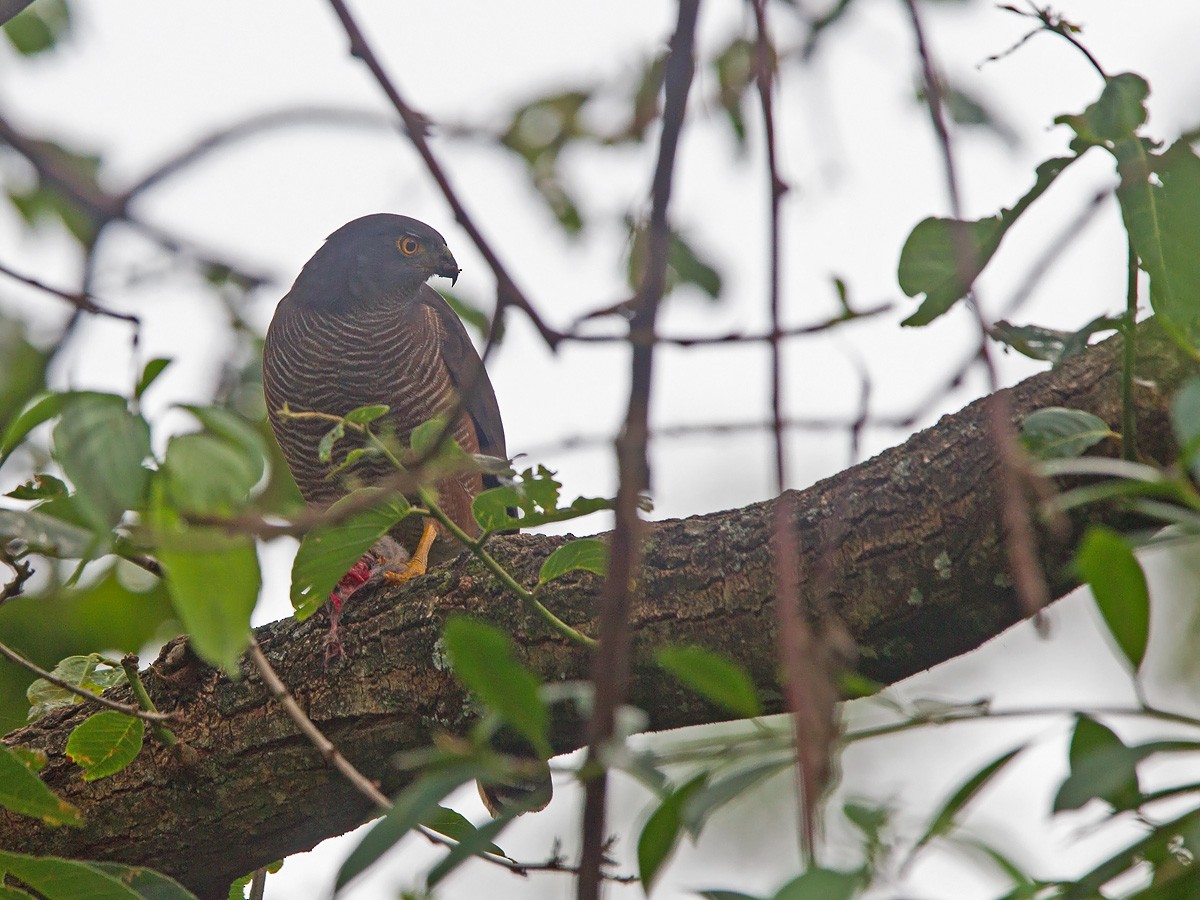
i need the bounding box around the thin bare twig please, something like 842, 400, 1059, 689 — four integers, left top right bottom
565, 303, 889, 346
246, 635, 392, 807
0, 259, 140, 326
0, 641, 177, 723
904, 0, 1049, 622
119, 106, 394, 203
751, 0, 789, 493
0, 547, 34, 605
578, 3, 701, 897
247, 635, 622, 881
324, 0, 560, 349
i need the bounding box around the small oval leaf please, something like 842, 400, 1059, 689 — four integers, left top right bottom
657, 646, 762, 718
1075, 527, 1150, 672
637, 773, 708, 892
538, 538, 609, 585
289, 488, 411, 620
1020, 406, 1115, 460
66, 712, 144, 781
0, 745, 82, 826
443, 617, 550, 758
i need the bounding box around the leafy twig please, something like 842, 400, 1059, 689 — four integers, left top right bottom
280, 408, 595, 647
247, 635, 619, 880
0, 641, 176, 723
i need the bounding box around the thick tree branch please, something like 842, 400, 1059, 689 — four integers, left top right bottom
0, 322, 1192, 898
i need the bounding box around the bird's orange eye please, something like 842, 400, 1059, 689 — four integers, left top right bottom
397, 237, 421, 255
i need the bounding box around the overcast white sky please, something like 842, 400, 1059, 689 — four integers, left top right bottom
3, 1, 1200, 897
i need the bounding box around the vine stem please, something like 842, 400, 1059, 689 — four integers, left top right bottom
0, 642, 175, 724
419, 494, 597, 648
120, 655, 177, 745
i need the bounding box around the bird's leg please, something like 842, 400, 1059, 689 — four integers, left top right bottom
383, 520, 438, 584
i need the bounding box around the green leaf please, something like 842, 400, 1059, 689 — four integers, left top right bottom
472, 486, 522, 533
421, 805, 507, 857
161, 433, 260, 515
289, 488, 411, 620
713, 37, 753, 146
0, 322, 52, 449
2, 0, 71, 56
27, 654, 127, 721
65, 712, 144, 781
1057, 72, 1149, 146
1019, 407, 1115, 460
1075, 528, 1150, 672
442, 617, 550, 758
1171, 376, 1200, 481
6, 473, 68, 501
178, 405, 267, 484
1, 393, 65, 468
1111, 139, 1200, 355
0, 852, 140, 900
7, 142, 103, 244
472, 474, 614, 535
914, 746, 1023, 851
335, 762, 483, 892
682, 758, 792, 836
499, 91, 591, 234
1054, 716, 1139, 812
538, 538, 609, 585
425, 802, 524, 888
134, 358, 172, 400
154, 498, 260, 674
1063, 806, 1200, 899
159, 535, 259, 672
0, 745, 82, 826
772, 869, 864, 900
657, 646, 762, 718
408, 418, 472, 475
628, 222, 723, 300
637, 773, 708, 892
1145, 141, 1200, 354
898, 157, 1075, 326
90, 862, 198, 900
53, 393, 151, 530
0, 507, 95, 558
699, 893, 762, 900
344, 404, 390, 426
989, 317, 1121, 366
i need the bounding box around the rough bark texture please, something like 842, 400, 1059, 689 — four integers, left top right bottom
0, 323, 1194, 898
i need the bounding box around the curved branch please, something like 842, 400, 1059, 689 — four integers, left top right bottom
0, 322, 1191, 899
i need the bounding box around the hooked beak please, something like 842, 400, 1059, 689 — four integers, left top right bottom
435, 247, 461, 286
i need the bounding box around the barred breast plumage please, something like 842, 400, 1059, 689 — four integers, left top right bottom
262, 213, 506, 566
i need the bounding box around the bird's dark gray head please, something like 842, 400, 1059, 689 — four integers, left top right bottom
287, 213, 460, 310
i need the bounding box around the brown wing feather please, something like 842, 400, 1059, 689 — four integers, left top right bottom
418, 285, 506, 461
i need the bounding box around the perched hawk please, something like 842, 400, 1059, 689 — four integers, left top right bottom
262, 213, 549, 815
262, 213, 504, 579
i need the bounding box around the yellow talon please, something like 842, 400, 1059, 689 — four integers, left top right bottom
383, 520, 438, 584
